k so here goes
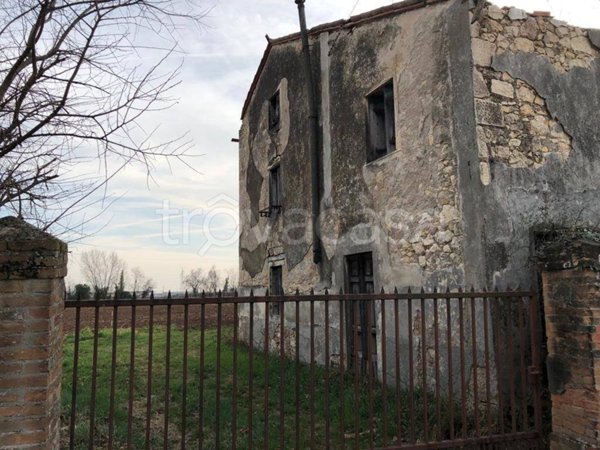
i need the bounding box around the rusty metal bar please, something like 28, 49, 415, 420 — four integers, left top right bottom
407, 294, 415, 443
433, 296, 441, 441
248, 301, 254, 449
181, 304, 189, 449
458, 290, 467, 439
381, 295, 388, 447
216, 301, 222, 449
294, 298, 300, 450
483, 295, 492, 434
446, 295, 454, 441
163, 303, 172, 450
107, 304, 119, 450
87, 304, 100, 450
470, 293, 480, 437
279, 299, 285, 450
379, 431, 540, 450
366, 296, 375, 449
263, 297, 269, 450
68, 298, 81, 450
325, 292, 331, 449
232, 302, 239, 450
339, 296, 346, 450
394, 292, 402, 442
310, 293, 316, 449
145, 303, 154, 450
64, 290, 536, 309
529, 293, 542, 437
198, 303, 206, 450
127, 302, 137, 449
420, 291, 428, 443
492, 296, 505, 435
518, 298, 528, 431
507, 300, 517, 434
352, 299, 360, 450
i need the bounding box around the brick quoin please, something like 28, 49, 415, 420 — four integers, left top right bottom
541, 235, 600, 450
0, 217, 67, 450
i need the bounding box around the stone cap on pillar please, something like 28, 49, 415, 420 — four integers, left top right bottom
0, 216, 68, 280
536, 228, 600, 272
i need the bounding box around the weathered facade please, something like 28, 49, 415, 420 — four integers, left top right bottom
237, 0, 600, 394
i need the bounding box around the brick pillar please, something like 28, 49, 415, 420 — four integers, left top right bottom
541, 238, 600, 450
0, 216, 67, 449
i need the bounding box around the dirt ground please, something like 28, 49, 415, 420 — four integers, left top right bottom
63, 303, 235, 332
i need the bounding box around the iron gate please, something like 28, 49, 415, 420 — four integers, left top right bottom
62, 288, 543, 449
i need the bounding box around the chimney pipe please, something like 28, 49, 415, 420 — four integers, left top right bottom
295, 0, 322, 265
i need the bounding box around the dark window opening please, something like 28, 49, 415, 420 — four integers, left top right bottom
269, 265, 283, 315
268, 164, 282, 216
269, 91, 280, 131
367, 80, 395, 162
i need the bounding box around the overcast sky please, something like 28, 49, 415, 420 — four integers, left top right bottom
63, 0, 600, 291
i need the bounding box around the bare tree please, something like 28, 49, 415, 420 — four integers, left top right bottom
182, 267, 205, 296
131, 266, 153, 297
206, 265, 220, 294
80, 249, 126, 298
0, 0, 205, 235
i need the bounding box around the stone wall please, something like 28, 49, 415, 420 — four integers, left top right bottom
0, 217, 67, 449
462, 1, 600, 289
471, 5, 598, 184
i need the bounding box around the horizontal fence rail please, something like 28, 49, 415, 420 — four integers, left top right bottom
62, 289, 542, 449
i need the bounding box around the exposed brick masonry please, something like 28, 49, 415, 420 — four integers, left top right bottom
0, 217, 67, 449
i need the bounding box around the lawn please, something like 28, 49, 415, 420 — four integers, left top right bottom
62, 326, 456, 449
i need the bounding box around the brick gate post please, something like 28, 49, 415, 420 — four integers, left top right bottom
541, 237, 600, 450
0, 217, 67, 449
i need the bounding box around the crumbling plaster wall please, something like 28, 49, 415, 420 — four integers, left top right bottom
466, 3, 600, 288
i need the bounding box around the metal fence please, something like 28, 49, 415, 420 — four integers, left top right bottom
62, 288, 542, 449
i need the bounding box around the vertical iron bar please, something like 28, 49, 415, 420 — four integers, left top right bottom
381, 296, 388, 447
518, 298, 528, 431
434, 296, 441, 441
394, 293, 401, 442
145, 303, 154, 450
107, 304, 119, 450
483, 295, 492, 434
181, 304, 189, 450
127, 302, 137, 449
89, 305, 99, 450
163, 303, 172, 450
339, 296, 346, 450
507, 300, 517, 434
407, 294, 415, 443
446, 295, 454, 441
458, 290, 467, 439
310, 293, 315, 449
294, 298, 300, 450
248, 301, 254, 450
232, 302, 239, 450
325, 292, 331, 449
471, 293, 480, 437
529, 294, 542, 437
420, 292, 428, 443
366, 297, 375, 449
198, 303, 206, 450
353, 299, 360, 450
279, 299, 285, 450
263, 297, 269, 450
492, 295, 505, 435
68, 299, 81, 450
216, 302, 222, 450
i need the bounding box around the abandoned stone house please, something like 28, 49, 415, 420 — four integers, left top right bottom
237, 0, 600, 377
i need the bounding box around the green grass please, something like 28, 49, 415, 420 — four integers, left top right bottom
62, 326, 459, 449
